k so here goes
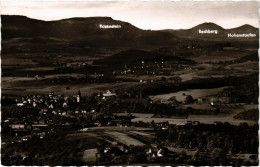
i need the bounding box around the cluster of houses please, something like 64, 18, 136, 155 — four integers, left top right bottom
89, 73, 104, 79
14, 89, 119, 116
84, 141, 176, 164
197, 96, 231, 106
56, 62, 88, 70
5, 87, 232, 146
112, 61, 184, 76
97, 90, 117, 98
4, 89, 120, 141
15, 91, 81, 108
3, 116, 50, 142
102, 143, 170, 158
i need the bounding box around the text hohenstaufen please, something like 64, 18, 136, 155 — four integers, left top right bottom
227, 33, 256, 38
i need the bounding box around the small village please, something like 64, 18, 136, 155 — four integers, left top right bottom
2, 78, 258, 165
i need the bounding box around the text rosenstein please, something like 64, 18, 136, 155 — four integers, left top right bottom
99, 24, 121, 28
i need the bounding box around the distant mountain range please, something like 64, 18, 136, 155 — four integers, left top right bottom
1, 15, 259, 49
163, 22, 258, 41
1, 15, 179, 48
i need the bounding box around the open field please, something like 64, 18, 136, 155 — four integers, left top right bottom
74, 126, 154, 145
150, 86, 229, 102
131, 111, 258, 126
242, 104, 258, 110
66, 132, 99, 140
2, 58, 38, 66
130, 103, 258, 126
131, 103, 257, 127
2, 77, 38, 83
2, 73, 85, 83
131, 113, 154, 118
65, 127, 154, 151
86, 126, 154, 131
224, 61, 259, 72
2, 82, 141, 96
189, 50, 252, 63
16, 67, 56, 71
105, 131, 145, 146
177, 69, 253, 82
82, 149, 98, 163
172, 61, 257, 82
129, 131, 153, 137
115, 75, 161, 82
181, 104, 214, 110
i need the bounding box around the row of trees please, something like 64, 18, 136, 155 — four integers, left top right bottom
155, 123, 258, 154
115, 73, 258, 104
234, 109, 259, 121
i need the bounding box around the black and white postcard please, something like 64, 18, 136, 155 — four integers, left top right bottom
1, 1, 259, 166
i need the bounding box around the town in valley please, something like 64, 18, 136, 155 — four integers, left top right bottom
1, 2, 259, 166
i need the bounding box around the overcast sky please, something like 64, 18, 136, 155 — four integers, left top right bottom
1, 1, 259, 30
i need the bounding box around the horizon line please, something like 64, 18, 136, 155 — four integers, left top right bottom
1, 14, 259, 30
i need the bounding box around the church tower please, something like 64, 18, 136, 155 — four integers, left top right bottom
77, 90, 81, 103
